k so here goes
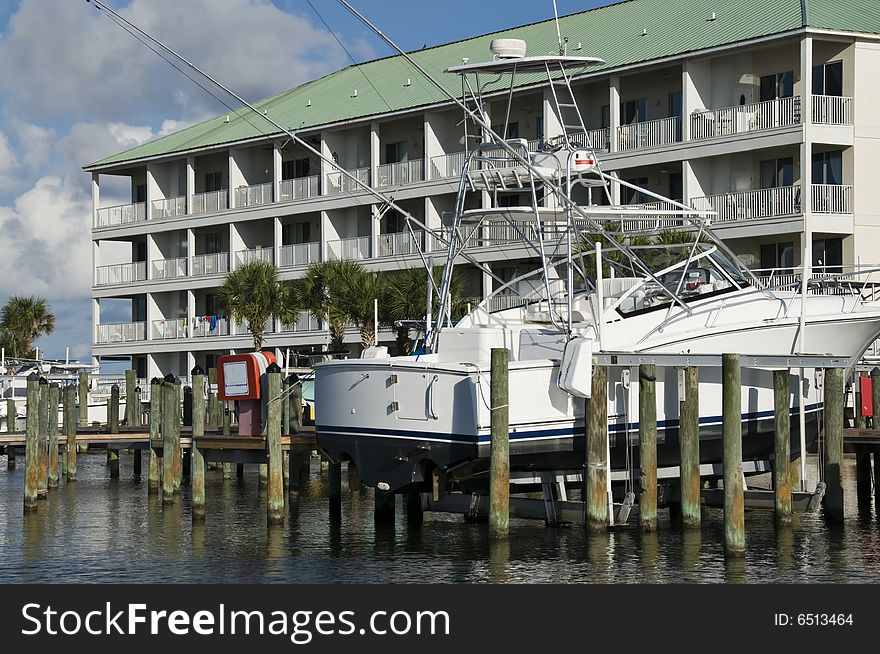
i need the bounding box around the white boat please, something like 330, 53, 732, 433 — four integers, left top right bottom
313, 34, 880, 493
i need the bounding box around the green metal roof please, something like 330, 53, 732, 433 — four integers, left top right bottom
87, 0, 880, 170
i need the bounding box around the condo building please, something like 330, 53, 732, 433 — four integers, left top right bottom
85, 0, 880, 379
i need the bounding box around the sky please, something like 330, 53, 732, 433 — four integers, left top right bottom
0, 0, 605, 363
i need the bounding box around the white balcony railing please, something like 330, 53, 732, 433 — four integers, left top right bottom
191, 189, 228, 214
95, 322, 146, 344
278, 175, 320, 202
690, 96, 801, 141
151, 318, 187, 340
192, 316, 229, 338
811, 184, 853, 214
548, 128, 611, 150
429, 152, 467, 180
376, 159, 425, 187
95, 202, 146, 229
812, 95, 853, 126
279, 241, 320, 268
191, 252, 229, 276
280, 311, 321, 333
235, 182, 273, 208
151, 257, 187, 280
617, 116, 681, 152
376, 230, 424, 257
327, 236, 370, 261
235, 247, 273, 267
326, 167, 370, 195
150, 195, 186, 219
95, 261, 147, 286
691, 186, 801, 223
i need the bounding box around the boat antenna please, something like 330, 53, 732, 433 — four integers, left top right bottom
552, 0, 565, 55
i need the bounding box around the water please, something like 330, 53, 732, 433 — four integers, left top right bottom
1, 453, 878, 583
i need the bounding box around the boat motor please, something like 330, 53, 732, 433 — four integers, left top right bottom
216, 351, 276, 437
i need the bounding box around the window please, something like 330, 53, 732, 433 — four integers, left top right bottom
812, 237, 842, 272
623, 177, 649, 205
620, 98, 647, 124
382, 209, 406, 233
600, 104, 610, 129
204, 232, 223, 255
668, 91, 682, 118
812, 151, 842, 185
204, 172, 223, 192
760, 71, 794, 101
759, 157, 794, 189
135, 184, 146, 203
282, 222, 311, 244
812, 61, 843, 97
491, 122, 519, 140
668, 173, 683, 203
282, 158, 310, 180
384, 141, 408, 164
760, 242, 794, 272
205, 294, 218, 316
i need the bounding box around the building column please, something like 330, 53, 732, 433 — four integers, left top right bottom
682, 160, 706, 207
543, 86, 564, 143
146, 353, 161, 381
609, 76, 621, 153
146, 234, 159, 281
801, 35, 813, 127
93, 241, 101, 286
145, 164, 158, 220
92, 298, 101, 346
186, 352, 196, 382
186, 156, 195, 215
370, 204, 381, 258
187, 290, 195, 339
228, 150, 241, 210
273, 140, 282, 203
186, 228, 195, 279
91, 172, 100, 229
481, 263, 493, 300
273, 217, 282, 268
320, 210, 338, 262
424, 112, 442, 180
320, 133, 332, 196
609, 171, 621, 205
145, 293, 157, 342
370, 122, 380, 188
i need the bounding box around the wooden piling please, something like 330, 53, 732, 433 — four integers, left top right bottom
267, 370, 284, 525
192, 372, 206, 521
773, 369, 792, 525
258, 463, 267, 487
872, 367, 880, 430
224, 463, 234, 480
236, 463, 244, 478
406, 491, 423, 525
823, 367, 844, 523
489, 347, 510, 539
37, 380, 48, 498
586, 364, 609, 532
678, 366, 701, 528
133, 450, 142, 476
6, 398, 15, 469
162, 382, 177, 504
328, 461, 342, 520
222, 399, 231, 436
109, 384, 120, 434
125, 369, 138, 427
722, 354, 745, 556
47, 384, 59, 489
854, 373, 867, 430
347, 461, 362, 492
64, 386, 76, 481
291, 381, 303, 434
281, 377, 289, 434
78, 371, 89, 427
148, 380, 161, 494
638, 364, 657, 532
23, 377, 40, 512
170, 383, 182, 493
374, 489, 395, 525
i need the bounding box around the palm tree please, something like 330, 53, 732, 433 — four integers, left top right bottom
0, 295, 55, 358
333, 265, 386, 349
296, 261, 350, 351
216, 260, 299, 351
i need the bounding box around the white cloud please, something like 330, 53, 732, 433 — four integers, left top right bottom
0, 129, 18, 190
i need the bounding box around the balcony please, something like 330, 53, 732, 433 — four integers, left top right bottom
549, 128, 611, 151
191, 189, 228, 214
812, 95, 853, 126
377, 231, 424, 257
151, 257, 187, 280
151, 195, 186, 219
151, 318, 187, 340
279, 241, 320, 268
690, 97, 800, 141
191, 252, 229, 276
235, 247, 273, 267
95, 202, 145, 229
235, 182, 273, 208
376, 159, 424, 187
95, 261, 147, 286
278, 175, 320, 202
617, 116, 682, 152
327, 236, 370, 261
326, 167, 370, 195
96, 322, 146, 344
280, 311, 321, 333
812, 184, 852, 213
429, 152, 466, 180
691, 186, 800, 223
192, 316, 229, 338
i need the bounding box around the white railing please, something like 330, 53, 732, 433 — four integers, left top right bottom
691, 186, 801, 223
376, 159, 425, 187
376, 231, 424, 257
812, 95, 853, 126
811, 184, 853, 214
549, 128, 610, 150
609, 201, 688, 232
690, 96, 801, 140
429, 151, 467, 180
617, 116, 681, 152
235, 182, 273, 208
150, 195, 186, 219
235, 247, 273, 267
326, 167, 370, 194
233, 320, 273, 336
465, 295, 531, 313
279, 241, 320, 268
95, 261, 147, 286
191, 189, 228, 214
151, 318, 187, 340
191, 252, 229, 276
151, 257, 187, 280
327, 236, 370, 261
95, 322, 146, 344
95, 202, 146, 229
278, 175, 320, 202
280, 311, 321, 333
192, 316, 229, 338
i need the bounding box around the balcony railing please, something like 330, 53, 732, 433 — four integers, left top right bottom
548, 128, 611, 150
690, 96, 801, 141
151, 257, 187, 280
280, 311, 321, 333
191, 189, 228, 214
151, 195, 186, 219
278, 175, 320, 202
151, 318, 187, 340
617, 116, 682, 152
376, 159, 424, 187
95, 322, 146, 344
812, 95, 853, 126
377, 230, 424, 257
326, 167, 370, 194
235, 182, 273, 208
429, 151, 467, 180
95, 202, 145, 229
95, 261, 146, 286
327, 236, 370, 261
191, 252, 229, 276
811, 184, 853, 214
691, 186, 801, 223
235, 247, 273, 267
279, 241, 320, 268
192, 316, 229, 338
